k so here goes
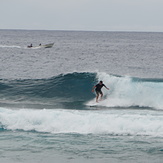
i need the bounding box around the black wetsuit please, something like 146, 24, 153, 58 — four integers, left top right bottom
95, 84, 105, 95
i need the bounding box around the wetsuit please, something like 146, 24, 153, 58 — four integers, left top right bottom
95, 83, 105, 95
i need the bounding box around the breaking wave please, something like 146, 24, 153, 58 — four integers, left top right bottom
0, 72, 162, 110
0, 72, 163, 136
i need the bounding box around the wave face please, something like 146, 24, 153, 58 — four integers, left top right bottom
0, 72, 96, 109
0, 72, 163, 110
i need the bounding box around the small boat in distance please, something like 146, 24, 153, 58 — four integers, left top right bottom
27, 43, 54, 49
41, 43, 54, 48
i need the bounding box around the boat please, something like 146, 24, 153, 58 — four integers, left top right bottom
41, 43, 54, 48
27, 43, 54, 49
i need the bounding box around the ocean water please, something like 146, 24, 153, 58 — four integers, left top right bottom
0, 30, 163, 163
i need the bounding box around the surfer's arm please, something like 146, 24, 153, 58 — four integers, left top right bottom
92, 86, 96, 92
104, 85, 109, 90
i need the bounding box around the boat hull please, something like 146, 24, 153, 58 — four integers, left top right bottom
27, 43, 54, 49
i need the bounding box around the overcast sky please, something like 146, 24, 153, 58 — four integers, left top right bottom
1, 0, 163, 32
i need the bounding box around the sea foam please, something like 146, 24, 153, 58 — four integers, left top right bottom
92, 72, 163, 110
0, 107, 163, 137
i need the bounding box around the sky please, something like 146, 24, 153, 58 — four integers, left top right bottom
1, 0, 163, 32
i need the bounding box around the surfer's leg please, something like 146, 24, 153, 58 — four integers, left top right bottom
96, 96, 99, 102
95, 91, 99, 102
99, 91, 103, 101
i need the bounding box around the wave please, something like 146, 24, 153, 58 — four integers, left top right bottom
0, 107, 163, 136
0, 72, 96, 109
89, 72, 163, 110
0, 72, 163, 110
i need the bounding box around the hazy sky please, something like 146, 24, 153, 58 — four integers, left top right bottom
1, 0, 163, 32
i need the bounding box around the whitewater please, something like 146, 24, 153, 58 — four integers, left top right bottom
0, 30, 163, 163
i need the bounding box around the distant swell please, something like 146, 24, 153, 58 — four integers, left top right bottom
0, 72, 163, 110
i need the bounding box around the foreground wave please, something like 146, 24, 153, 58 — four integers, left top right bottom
0, 107, 163, 136
0, 72, 163, 110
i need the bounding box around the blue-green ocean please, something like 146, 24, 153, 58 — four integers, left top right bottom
0, 30, 163, 163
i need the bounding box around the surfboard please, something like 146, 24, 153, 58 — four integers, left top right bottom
89, 103, 98, 107
86, 97, 108, 108
86, 99, 99, 107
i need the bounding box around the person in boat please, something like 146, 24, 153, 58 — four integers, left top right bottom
92, 81, 109, 102
28, 44, 33, 48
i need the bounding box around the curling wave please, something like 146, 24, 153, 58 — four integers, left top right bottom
0, 72, 162, 110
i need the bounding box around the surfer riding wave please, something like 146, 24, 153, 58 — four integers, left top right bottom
92, 81, 109, 102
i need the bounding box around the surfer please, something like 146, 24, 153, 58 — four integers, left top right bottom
92, 81, 109, 102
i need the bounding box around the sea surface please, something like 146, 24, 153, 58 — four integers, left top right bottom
0, 30, 163, 163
